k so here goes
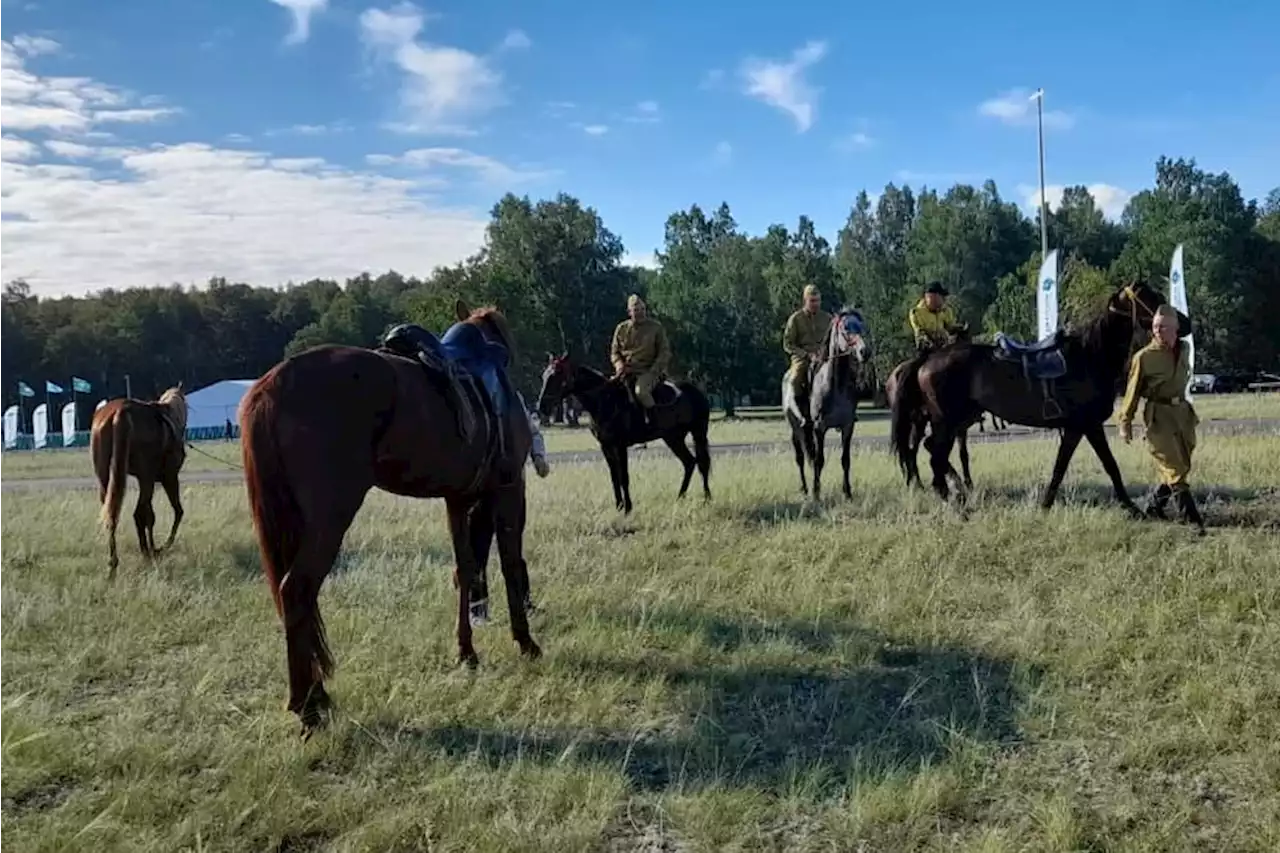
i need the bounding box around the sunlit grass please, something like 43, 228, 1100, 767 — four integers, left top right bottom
3, 433, 1279, 850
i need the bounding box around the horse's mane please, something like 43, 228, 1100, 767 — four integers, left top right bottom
157, 386, 189, 433
467, 305, 517, 361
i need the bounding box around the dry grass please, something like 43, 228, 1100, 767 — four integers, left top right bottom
3, 430, 1280, 851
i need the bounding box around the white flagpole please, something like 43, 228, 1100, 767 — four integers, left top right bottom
1032, 88, 1048, 259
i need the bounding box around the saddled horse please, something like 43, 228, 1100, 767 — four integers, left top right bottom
91, 384, 188, 578
239, 300, 540, 736
536, 356, 711, 513
890, 279, 1185, 513
782, 307, 872, 500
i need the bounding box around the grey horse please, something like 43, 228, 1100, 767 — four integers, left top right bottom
782, 308, 872, 500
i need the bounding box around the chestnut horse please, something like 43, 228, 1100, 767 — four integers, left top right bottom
239, 300, 540, 735
91, 385, 188, 578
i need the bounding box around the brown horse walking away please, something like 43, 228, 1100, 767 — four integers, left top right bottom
91, 385, 188, 578
890, 280, 1186, 513
884, 359, 976, 490
239, 300, 540, 736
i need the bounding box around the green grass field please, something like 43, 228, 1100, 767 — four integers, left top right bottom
3, 430, 1279, 851
2, 393, 1277, 482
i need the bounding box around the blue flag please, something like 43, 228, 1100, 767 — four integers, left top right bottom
72, 376, 92, 393
18, 381, 35, 398
46, 380, 64, 394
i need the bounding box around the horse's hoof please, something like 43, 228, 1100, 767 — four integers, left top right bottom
459, 650, 480, 669
520, 640, 543, 660
469, 599, 490, 627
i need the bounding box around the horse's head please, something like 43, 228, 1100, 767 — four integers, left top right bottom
456, 298, 517, 359
829, 308, 871, 365
537, 352, 573, 419
1110, 279, 1190, 338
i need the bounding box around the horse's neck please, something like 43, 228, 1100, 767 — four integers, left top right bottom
572, 368, 614, 412
1079, 313, 1136, 382
826, 351, 854, 387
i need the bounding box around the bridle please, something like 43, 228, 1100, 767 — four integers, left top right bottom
1107, 282, 1163, 357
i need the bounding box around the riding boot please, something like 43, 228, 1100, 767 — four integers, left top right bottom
1175, 489, 1206, 535
1143, 484, 1172, 520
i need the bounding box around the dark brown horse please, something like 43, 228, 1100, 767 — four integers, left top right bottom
535, 356, 711, 513
239, 300, 540, 735
890, 280, 1185, 512
91, 385, 188, 578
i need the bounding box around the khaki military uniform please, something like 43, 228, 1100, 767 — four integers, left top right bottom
908, 299, 961, 349
610, 317, 671, 408
1118, 339, 1199, 489
783, 308, 832, 399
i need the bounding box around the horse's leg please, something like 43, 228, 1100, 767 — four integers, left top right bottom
908, 421, 926, 487
927, 424, 953, 501
617, 447, 634, 514
812, 427, 827, 501
157, 468, 184, 552
664, 431, 696, 499
1040, 428, 1083, 509
840, 423, 853, 499
465, 491, 495, 626
446, 496, 482, 667
493, 484, 542, 659
1084, 423, 1142, 517
133, 476, 157, 559
790, 423, 809, 495
959, 430, 973, 490
603, 445, 625, 511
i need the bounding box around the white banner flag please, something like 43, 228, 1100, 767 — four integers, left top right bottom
1169, 243, 1193, 401
33, 403, 49, 449
3, 405, 18, 449
1037, 248, 1059, 341
61, 401, 78, 446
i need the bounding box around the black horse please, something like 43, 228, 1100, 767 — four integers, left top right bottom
537, 356, 712, 513
890, 279, 1188, 513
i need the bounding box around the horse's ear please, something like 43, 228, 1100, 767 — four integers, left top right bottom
546, 351, 556, 364
176, 380, 184, 392
454, 298, 470, 321
561, 350, 569, 360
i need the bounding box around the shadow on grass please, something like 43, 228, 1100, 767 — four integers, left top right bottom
722, 499, 825, 529
352, 608, 1037, 796
970, 482, 1278, 528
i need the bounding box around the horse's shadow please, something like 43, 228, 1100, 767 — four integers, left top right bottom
351, 608, 1036, 796
723, 499, 825, 528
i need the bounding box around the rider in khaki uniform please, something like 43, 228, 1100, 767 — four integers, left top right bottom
1117, 303, 1204, 532
783, 284, 832, 426
611, 294, 671, 427
908, 282, 967, 351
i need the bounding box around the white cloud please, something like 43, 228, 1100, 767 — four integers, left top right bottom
979, 88, 1075, 130
0, 35, 551, 297
574, 123, 608, 136
360, 3, 503, 136
365, 146, 555, 185
268, 0, 328, 46
835, 131, 875, 152
2, 135, 40, 161
739, 40, 826, 132
499, 29, 531, 51
712, 140, 733, 166
621, 251, 659, 269
624, 100, 661, 124
1018, 182, 1132, 221
267, 121, 351, 136
11, 35, 61, 57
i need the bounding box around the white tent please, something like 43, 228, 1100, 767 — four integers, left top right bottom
185, 379, 255, 431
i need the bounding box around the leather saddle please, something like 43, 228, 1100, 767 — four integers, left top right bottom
992, 330, 1069, 419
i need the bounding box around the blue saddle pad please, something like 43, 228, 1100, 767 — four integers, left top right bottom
993, 332, 1067, 380
440, 322, 511, 416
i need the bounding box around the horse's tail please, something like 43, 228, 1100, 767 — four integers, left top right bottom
889, 359, 924, 484
99, 406, 131, 532
691, 387, 712, 483
240, 381, 333, 677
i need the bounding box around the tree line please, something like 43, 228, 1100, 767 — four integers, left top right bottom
4, 156, 1278, 423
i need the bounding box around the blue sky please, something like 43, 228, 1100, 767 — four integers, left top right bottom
3, 0, 1277, 296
